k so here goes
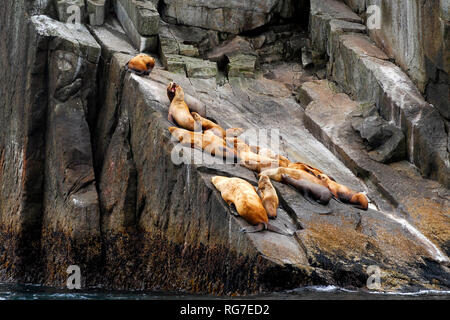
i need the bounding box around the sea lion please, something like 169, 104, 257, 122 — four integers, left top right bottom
211, 176, 291, 235
167, 82, 207, 117
317, 174, 369, 210
225, 138, 283, 172
281, 174, 332, 206
167, 83, 197, 131
240, 156, 280, 173
257, 174, 279, 219
168, 127, 237, 159
260, 167, 326, 187
126, 54, 155, 76
249, 145, 291, 168
191, 112, 244, 139
288, 162, 323, 176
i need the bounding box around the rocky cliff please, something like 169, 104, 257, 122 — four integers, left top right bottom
0, 0, 448, 294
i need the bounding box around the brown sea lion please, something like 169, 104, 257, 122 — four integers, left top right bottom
191, 112, 244, 138
167, 83, 197, 131
317, 174, 369, 210
167, 82, 207, 117
240, 156, 280, 173
225, 138, 284, 172
211, 176, 291, 235
260, 167, 326, 187
257, 174, 279, 219
126, 54, 155, 76
168, 127, 237, 159
282, 174, 332, 206
249, 145, 291, 168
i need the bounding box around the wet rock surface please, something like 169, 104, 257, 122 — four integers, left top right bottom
0, 0, 449, 294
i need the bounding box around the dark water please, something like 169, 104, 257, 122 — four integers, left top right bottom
1, 283, 449, 300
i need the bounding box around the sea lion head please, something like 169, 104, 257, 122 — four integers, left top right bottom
174, 83, 184, 100
127, 54, 155, 75
169, 127, 186, 142
167, 82, 177, 102
317, 174, 332, 184
258, 174, 271, 185
211, 176, 228, 189
168, 126, 178, 135
258, 168, 278, 179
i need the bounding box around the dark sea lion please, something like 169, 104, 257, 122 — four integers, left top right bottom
259, 167, 326, 187
282, 174, 332, 205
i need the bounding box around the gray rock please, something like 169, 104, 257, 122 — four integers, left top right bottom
358, 115, 390, 149
300, 79, 450, 265
88, 16, 138, 62
343, 0, 366, 13
161, 0, 303, 34
325, 28, 449, 186
184, 57, 218, 79
116, 0, 159, 35
207, 36, 255, 63
31, 14, 102, 284
162, 54, 186, 74
368, 125, 406, 163
301, 47, 313, 68
87, 0, 106, 26
352, 113, 407, 163
179, 44, 199, 57
114, 0, 158, 52
364, 0, 450, 126
159, 20, 220, 58
227, 53, 257, 78
310, 0, 362, 55
32, 15, 101, 63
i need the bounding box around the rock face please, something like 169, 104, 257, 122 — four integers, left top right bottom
0, 0, 449, 295
299, 80, 450, 264
161, 0, 304, 34
366, 0, 449, 121
351, 108, 407, 164
113, 0, 159, 52
309, 0, 450, 188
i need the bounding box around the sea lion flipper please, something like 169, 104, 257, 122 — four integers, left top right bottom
266, 223, 293, 236
168, 111, 175, 124
241, 223, 265, 233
